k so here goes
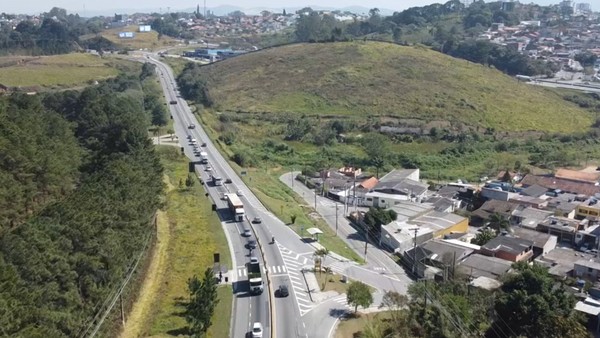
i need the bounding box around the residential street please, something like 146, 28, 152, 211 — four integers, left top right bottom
279, 172, 414, 293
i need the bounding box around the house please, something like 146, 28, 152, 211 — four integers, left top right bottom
512, 206, 553, 229
576, 198, 600, 219
508, 195, 548, 209
520, 184, 548, 198
426, 196, 460, 213
456, 253, 513, 279
511, 227, 557, 258
380, 201, 468, 252
555, 168, 600, 184
402, 239, 474, 279
547, 193, 579, 218
535, 247, 596, 278
538, 216, 588, 244
470, 200, 519, 227
365, 169, 428, 208
574, 259, 600, 280
480, 236, 534, 262
521, 174, 600, 196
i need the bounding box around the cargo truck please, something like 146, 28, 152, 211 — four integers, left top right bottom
247, 261, 264, 294
225, 193, 244, 221
199, 151, 208, 164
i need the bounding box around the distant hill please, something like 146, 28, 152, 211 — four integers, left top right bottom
199, 41, 593, 133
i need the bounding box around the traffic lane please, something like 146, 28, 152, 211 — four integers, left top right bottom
272, 274, 307, 338
302, 298, 347, 338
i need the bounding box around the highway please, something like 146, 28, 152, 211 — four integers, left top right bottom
140, 53, 412, 338
144, 54, 307, 338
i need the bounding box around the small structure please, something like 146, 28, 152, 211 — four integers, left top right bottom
574, 259, 600, 280
470, 200, 519, 227
510, 227, 557, 258
480, 236, 534, 262
306, 227, 323, 242
118, 31, 135, 38
139, 25, 151, 32
402, 239, 474, 279
457, 253, 513, 279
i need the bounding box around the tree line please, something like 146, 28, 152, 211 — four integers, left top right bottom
293, 1, 560, 76
0, 68, 164, 336
0, 7, 108, 55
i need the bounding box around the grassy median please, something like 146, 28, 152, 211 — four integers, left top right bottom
138, 146, 232, 337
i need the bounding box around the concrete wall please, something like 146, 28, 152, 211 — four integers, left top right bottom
481, 187, 510, 201
574, 264, 600, 280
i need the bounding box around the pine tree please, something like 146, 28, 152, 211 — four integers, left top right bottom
186, 268, 219, 336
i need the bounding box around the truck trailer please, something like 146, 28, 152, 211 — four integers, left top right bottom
247, 261, 264, 294
225, 193, 244, 221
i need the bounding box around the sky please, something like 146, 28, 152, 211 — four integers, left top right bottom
3, 0, 595, 16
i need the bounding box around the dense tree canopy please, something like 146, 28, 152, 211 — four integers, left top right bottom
0, 69, 164, 336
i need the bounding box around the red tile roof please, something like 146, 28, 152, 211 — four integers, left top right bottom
521, 174, 600, 196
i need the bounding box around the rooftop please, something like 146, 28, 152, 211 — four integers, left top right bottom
535, 247, 595, 277
575, 259, 600, 271
482, 236, 533, 255
379, 169, 419, 183
411, 210, 467, 232
373, 179, 428, 196
457, 253, 513, 279
511, 227, 556, 248
520, 184, 548, 198
521, 174, 600, 196
390, 201, 434, 222
575, 297, 600, 316
555, 168, 600, 184
404, 239, 473, 265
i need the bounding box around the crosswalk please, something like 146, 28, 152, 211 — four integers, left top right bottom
236, 265, 287, 277
331, 294, 349, 309
277, 243, 316, 316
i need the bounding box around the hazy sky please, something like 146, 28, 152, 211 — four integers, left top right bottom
3, 0, 594, 15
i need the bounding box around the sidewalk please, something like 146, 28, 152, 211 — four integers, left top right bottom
280, 172, 413, 288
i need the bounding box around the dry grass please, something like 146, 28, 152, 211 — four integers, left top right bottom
0, 53, 121, 88
200, 41, 593, 133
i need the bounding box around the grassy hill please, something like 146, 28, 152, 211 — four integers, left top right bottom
200, 41, 593, 133
83, 25, 176, 50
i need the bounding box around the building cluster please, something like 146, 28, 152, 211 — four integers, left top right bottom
303, 164, 600, 329
179, 12, 295, 39
480, 1, 600, 76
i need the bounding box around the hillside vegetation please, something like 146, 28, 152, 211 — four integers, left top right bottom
199, 42, 592, 133
0, 71, 164, 337
85, 25, 176, 50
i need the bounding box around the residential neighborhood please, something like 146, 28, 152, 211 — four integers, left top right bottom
298, 163, 600, 331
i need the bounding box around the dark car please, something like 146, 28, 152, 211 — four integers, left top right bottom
246, 240, 257, 250
277, 285, 289, 297
169, 100, 177, 105
225, 178, 232, 184
188, 124, 195, 129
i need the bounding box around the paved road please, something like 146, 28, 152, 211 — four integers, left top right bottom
140, 53, 410, 338
280, 172, 413, 292
530, 79, 600, 93
142, 53, 307, 338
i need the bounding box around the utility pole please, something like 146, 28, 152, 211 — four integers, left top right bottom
410, 228, 419, 276
364, 222, 368, 263
335, 203, 339, 236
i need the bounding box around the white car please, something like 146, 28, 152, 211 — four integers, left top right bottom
252, 322, 263, 338
237, 190, 243, 196
250, 256, 259, 264
242, 228, 252, 237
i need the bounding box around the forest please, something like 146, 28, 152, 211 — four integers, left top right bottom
0, 68, 164, 336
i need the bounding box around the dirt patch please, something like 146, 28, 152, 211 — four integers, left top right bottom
119, 176, 173, 338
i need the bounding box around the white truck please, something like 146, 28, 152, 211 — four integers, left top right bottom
225, 193, 244, 221
247, 261, 264, 294
199, 151, 208, 164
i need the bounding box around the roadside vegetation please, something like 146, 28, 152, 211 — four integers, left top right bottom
348, 263, 590, 338
145, 146, 232, 337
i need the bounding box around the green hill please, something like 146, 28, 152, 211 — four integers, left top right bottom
200, 41, 593, 133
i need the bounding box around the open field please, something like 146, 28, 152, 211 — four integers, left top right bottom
141, 146, 232, 337
0, 53, 122, 88
199, 41, 593, 133
87, 25, 177, 50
